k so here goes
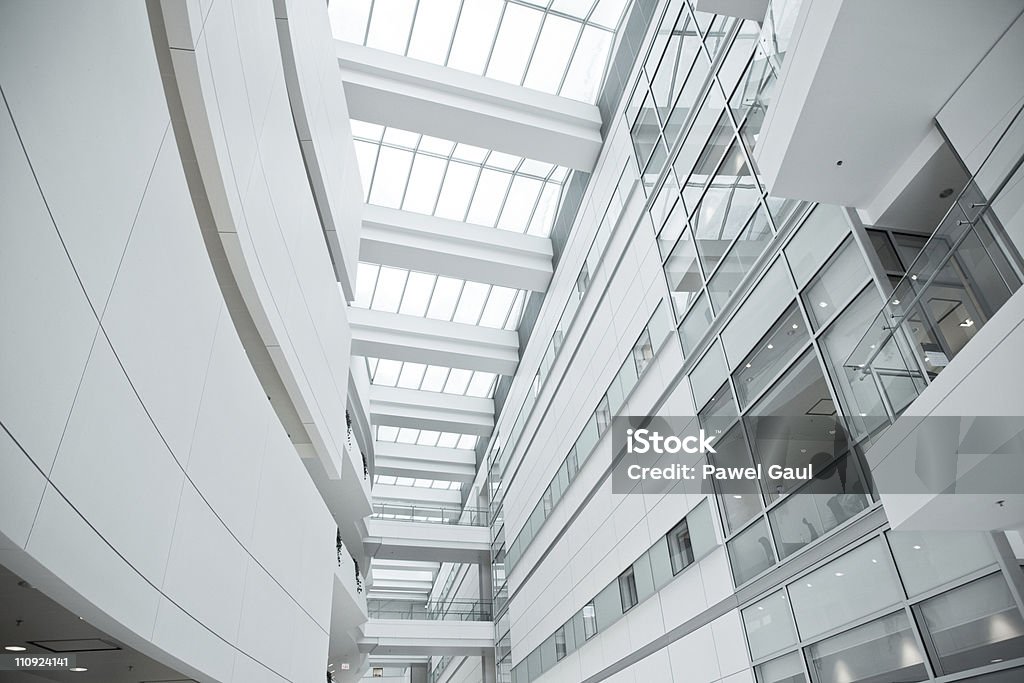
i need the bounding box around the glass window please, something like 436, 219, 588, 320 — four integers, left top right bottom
680, 294, 713, 356
681, 115, 734, 211
867, 229, 903, 273
768, 453, 869, 559
817, 287, 892, 440
744, 591, 798, 661
707, 207, 774, 311
756, 651, 806, 683
582, 602, 597, 639
917, 572, 1024, 675
689, 342, 728, 412
733, 304, 809, 409
788, 538, 903, 641
744, 351, 847, 501
710, 425, 764, 533
805, 611, 927, 683
785, 206, 851, 288
595, 396, 612, 436
721, 258, 794, 366
887, 530, 997, 598
554, 626, 567, 660
728, 517, 776, 586
667, 517, 695, 574
803, 237, 870, 330
666, 227, 704, 321
618, 566, 639, 612
632, 328, 655, 376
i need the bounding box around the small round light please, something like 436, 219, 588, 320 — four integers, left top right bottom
4, 646, 27, 652
818, 301, 828, 308
834, 572, 844, 577
791, 323, 799, 330
745, 363, 752, 368
732, 495, 743, 499
767, 344, 774, 350
70, 668, 88, 672
912, 545, 922, 550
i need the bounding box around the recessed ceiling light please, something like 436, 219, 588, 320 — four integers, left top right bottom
733, 495, 743, 499
910, 274, 918, 280
871, 559, 878, 563
767, 344, 774, 349
745, 363, 752, 368
892, 299, 900, 305
806, 583, 813, 588
834, 572, 844, 577
991, 658, 1004, 663
69, 668, 88, 673
4, 646, 26, 652
791, 323, 799, 329
913, 545, 922, 550
818, 301, 828, 308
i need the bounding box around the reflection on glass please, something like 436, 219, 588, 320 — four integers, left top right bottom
768, 453, 868, 559
887, 530, 997, 598
707, 208, 774, 311
667, 517, 695, 575
743, 591, 798, 660
710, 425, 763, 532
733, 304, 809, 409
745, 351, 847, 501
666, 228, 704, 321
728, 517, 776, 585
785, 206, 851, 287
917, 573, 1024, 675
756, 651, 806, 683
583, 601, 597, 639
803, 237, 870, 329
680, 294, 713, 356
682, 113, 734, 211
806, 611, 927, 683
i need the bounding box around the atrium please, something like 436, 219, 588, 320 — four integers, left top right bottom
1, 1, 1023, 683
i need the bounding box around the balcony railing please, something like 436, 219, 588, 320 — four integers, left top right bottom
370, 503, 489, 526
367, 598, 492, 622
845, 103, 1024, 423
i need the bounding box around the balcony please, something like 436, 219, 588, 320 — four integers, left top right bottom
358, 600, 494, 657
364, 505, 491, 564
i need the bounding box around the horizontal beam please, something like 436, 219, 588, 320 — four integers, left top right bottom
350, 308, 519, 375
371, 483, 464, 506
364, 518, 491, 564
374, 442, 477, 483
360, 205, 553, 291
360, 619, 494, 657
370, 386, 493, 436
337, 42, 602, 171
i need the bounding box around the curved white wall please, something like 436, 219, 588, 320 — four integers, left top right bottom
0, 1, 362, 681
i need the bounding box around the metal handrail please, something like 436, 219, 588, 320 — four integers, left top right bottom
370, 503, 490, 526
366, 598, 493, 622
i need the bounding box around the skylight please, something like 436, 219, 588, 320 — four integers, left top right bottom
351, 121, 569, 237
330, 0, 633, 103
366, 358, 499, 398
375, 475, 463, 490
376, 425, 479, 450
355, 262, 528, 331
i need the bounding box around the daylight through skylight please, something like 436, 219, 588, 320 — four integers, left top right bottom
366, 358, 499, 398
329, 0, 634, 103
375, 425, 479, 450
351, 121, 570, 237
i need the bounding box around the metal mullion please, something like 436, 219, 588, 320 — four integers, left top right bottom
403, 0, 422, 56
448, 280, 468, 322
366, 263, 383, 310
700, 199, 765, 284
361, 0, 376, 45
428, 145, 460, 217
519, 10, 548, 87
460, 157, 488, 224
364, 137, 386, 203
395, 139, 420, 210
554, 18, 587, 96
421, 273, 440, 320
481, 2, 509, 76
493, 164, 521, 231
809, 278, 874, 340
442, 0, 468, 66
473, 285, 495, 326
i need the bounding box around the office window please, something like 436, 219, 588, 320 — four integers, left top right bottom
632, 328, 655, 376
806, 611, 927, 683
710, 424, 763, 533
784, 206, 850, 288
576, 263, 591, 296
665, 228, 703, 321
916, 572, 1024, 675
728, 517, 776, 586
732, 304, 809, 409
595, 395, 612, 436
887, 530, 997, 598
690, 342, 727, 412
802, 237, 869, 330
707, 207, 774, 311
680, 293, 713, 356
755, 651, 806, 683
743, 590, 798, 660
554, 626, 567, 661
582, 602, 598, 639
788, 538, 903, 641
618, 566, 639, 612
667, 517, 695, 575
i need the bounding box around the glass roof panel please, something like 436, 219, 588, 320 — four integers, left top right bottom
366, 357, 501, 398
376, 425, 479, 450
352, 122, 570, 236
333, 0, 633, 103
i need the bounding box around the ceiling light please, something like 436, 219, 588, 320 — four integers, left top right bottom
818, 301, 828, 308
745, 363, 752, 368
871, 559, 878, 563
69, 668, 88, 673
913, 545, 921, 550
834, 572, 844, 577
991, 658, 1004, 664
757, 606, 764, 610
910, 274, 918, 280
959, 318, 974, 327
767, 344, 774, 349
791, 323, 799, 329
892, 299, 900, 305
733, 495, 743, 499
4, 646, 26, 652
806, 583, 813, 588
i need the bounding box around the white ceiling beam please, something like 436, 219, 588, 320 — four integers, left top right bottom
360, 205, 553, 291
337, 42, 602, 171
375, 442, 477, 483
370, 386, 493, 436
370, 483, 464, 507
350, 308, 519, 375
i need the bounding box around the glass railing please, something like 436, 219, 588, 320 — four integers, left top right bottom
367, 598, 492, 621
845, 104, 1024, 421
428, 656, 452, 683
760, 0, 804, 76
370, 503, 489, 526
